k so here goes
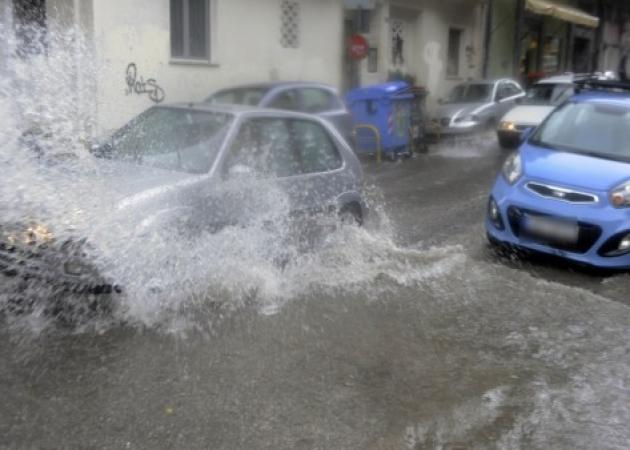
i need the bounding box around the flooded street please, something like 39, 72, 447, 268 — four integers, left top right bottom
2, 139, 629, 450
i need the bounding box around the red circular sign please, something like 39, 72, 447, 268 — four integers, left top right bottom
348, 34, 369, 60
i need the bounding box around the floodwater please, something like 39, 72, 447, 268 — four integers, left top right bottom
1, 26, 629, 450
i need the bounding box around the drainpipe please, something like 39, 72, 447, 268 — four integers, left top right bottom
593, 0, 604, 72
513, 0, 525, 80
482, 0, 494, 79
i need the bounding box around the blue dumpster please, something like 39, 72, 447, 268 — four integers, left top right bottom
346, 82, 414, 157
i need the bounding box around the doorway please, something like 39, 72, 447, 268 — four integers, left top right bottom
572, 36, 591, 73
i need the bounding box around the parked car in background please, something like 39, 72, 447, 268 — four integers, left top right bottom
486, 79, 630, 270
1, 103, 366, 301
204, 81, 354, 145
497, 75, 575, 148
432, 79, 525, 135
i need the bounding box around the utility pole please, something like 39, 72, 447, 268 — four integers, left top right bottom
513, 0, 525, 80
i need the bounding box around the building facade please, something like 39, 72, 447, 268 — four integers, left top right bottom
3, 0, 630, 134
1, 0, 345, 133
486, 0, 630, 86
342, 0, 487, 109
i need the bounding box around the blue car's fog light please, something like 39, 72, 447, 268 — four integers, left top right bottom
599, 232, 630, 257
488, 197, 504, 230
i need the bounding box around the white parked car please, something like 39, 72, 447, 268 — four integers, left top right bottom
497, 75, 574, 149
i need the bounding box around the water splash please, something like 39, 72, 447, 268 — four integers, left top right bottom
0, 24, 463, 334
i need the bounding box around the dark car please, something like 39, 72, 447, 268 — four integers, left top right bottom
204, 81, 354, 145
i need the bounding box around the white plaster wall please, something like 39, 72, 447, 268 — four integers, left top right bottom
413, 0, 484, 110
92, 0, 344, 133
355, 0, 484, 112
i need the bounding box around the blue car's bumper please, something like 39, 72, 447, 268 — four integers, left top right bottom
486, 175, 630, 269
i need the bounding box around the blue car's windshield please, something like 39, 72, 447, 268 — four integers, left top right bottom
531, 101, 630, 163
103, 107, 232, 174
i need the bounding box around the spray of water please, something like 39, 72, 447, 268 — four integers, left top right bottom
0, 24, 463, 334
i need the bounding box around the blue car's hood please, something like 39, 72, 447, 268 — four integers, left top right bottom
521, 144, 630, 191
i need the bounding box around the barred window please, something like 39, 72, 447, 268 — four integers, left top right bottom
447, 28, 462, 77
280, 1, 300, 49
170, 0, 211, 60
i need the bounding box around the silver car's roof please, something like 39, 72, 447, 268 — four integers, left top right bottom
454, 78, 521, 85
536, 75, 574, 84
155, 102, 331, 120
211, 81, 338, 92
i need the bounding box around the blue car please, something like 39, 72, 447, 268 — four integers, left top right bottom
486, 80, 630, 270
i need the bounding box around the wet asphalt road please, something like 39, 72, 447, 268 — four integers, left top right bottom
1, 135, 629, 449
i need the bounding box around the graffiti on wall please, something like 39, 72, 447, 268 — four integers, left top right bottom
125, 63, 165, 103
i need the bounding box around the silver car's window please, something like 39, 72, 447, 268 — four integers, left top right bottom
496, 81, 520, 100
292, 120, 342, 173
206, 87, 268, 106
445, 83, 492, 103
299, 88, 340, 113
524, 83, 573, 105
108, 108, 232, 174
224, 118, 301, 178
532, 102, 630, 161
506, 82, 523, 96
268, 89, 301, 111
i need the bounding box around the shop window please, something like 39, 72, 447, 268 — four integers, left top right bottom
447, 29, 462, 77
542, 37, 561, 74
280, 1, 300, 49
170, 0, 211, 60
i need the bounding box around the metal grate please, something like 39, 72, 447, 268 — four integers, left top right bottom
280, 0, 300, 49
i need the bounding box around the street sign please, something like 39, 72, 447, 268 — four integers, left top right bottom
349, 34, 369, 60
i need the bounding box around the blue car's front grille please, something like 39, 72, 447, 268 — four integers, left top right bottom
526, 182, 598, 204
507, 206, 602, 254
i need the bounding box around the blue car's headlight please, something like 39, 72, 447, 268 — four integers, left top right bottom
502, 152, 522, 185
611, 181, 630, 208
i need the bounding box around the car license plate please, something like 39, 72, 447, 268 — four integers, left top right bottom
522, 215, 579, 243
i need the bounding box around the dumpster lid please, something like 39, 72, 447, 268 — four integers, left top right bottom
346, 81, 414, 102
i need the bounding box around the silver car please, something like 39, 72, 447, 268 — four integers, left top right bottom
433, 79, 525, 135
1, 103, 365, 303
205, 81, 354, 145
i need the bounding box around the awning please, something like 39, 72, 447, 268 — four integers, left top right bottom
525, 0, 600, 29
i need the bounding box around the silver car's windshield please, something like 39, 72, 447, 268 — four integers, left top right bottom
531, 101, 630, 162
205, 87, 269, 106
444, 83, 492, 103
523, 83, 574, 105
106, 108, 232, 174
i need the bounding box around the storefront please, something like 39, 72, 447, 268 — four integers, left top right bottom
515, 0, 599, 85
487, 0, 600, 84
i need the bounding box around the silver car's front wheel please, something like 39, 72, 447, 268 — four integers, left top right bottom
338, 203, 363, 227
